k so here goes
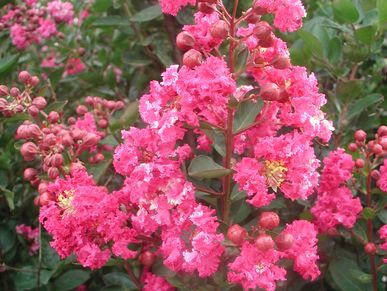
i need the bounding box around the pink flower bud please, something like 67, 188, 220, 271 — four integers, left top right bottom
38, 182, 48, 194
30, 177, 41, 188
379, 138, 387, 150
372, 144, 383, 155
183, 49, 202, 68
176, 31, 196, 51
377, 125, 387, 137
254, 21, 272, 41
260, 83, 281, 101
198, 2, 215, 14
28, 105, 40, 117
354, 130, 366, 142
62, 134, 74, 146
76, 105, 88, 115
32, 97, 47, 110
0, 85, 9, 96
227, 224, 247, 246
48, 167, 59, 179
85, 96, 94, 105
82, 133, 99, 148
38, 192, 52, 206
107, 100, 116, 110
70, 162, 86, 174
355, 158, 365, 168
68, 116, 76, 125
29, 76, 40, 87
94, 153, 105, 163
210, 20, 229, 39
371, 170, 380, 180
258, 212, 280, 230
98, 119, 108, 129
275, 233, 294, 251
364, 243, 376, 255
252, 0, 269, 14
255, 234, 275, 251
10, 87, 20, 97
51, 153, 64, 167
24, 168, 37, 181
0, 98, 8, 110
20, 142, 38, 161
48, 111, 60, 123
246, 13, 260, 24
18, 71, 31, 84
139, 251, 156, 267
271, 55, 291, 70
115, 101, 124, 110
348, 143, 357, 152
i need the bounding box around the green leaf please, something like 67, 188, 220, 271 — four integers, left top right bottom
0, 186, 14, 210
377, 0, 387, 26
234, 44, 249, 74
352, 221, 368, 243
354, 25, 377, 44
233, 100, 264, 133
298, 30, 324, 57
54, 270, 90, 291
329, 257, 371, 291
230, 184, 246, 202
0, 54, 19, 74
11, 266, 37, 291
103, 272, 136, 289
131, 5, 162, 22
347, 94, 384, 120
336, 79, 363, 101
93, 0, 112, 12
361, 207, 376, 219
231, 200, 252, 224
89, 158, 112, 183
92, 16, 129, 27
188, 156, 232, 179
0, 224, 16, 253
378, 209, 387, 224
333, 0, 360, 23
44, 101, 68, 113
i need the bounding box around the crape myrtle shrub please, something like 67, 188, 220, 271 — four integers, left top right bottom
0, 0, 386, 290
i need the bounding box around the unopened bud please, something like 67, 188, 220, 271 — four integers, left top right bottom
354, 130, 366, 142
254, 21, 272, 41
51, 153, 64, 167
24, 168, 38, 181
227, 224, 247, 246
271, 55, 291, 70
76, 105, 88, 116
377, 125, 387, 137
372, 144, 383, 155
82, 133, 99, 148
10, 87, 20, 97
198, 2, 215, 14
48, 167, 59, 179
258, 212, 280, 230
27, 105, 40, 117
20, 142, 38, 161
18, 71, 31, 84
355, 158, 365, 168
210, 20, 229, 39
176, 31, 196, 51
48, 111, 60, 123
29, 76, 40, 87
275, 232, 294, 251
348, 143, 357, 152
260, 82, 281, 101
32, 97, 47, 110
139, 251, 156, 267
0, 85, 9, 96
364, 243, 376, 255
183, 49, 202, 68
98, 119, 108, 129
255, 234, 275, 251
70, 162, 86, 174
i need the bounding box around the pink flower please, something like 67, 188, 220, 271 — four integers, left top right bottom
142, 270, 175, 291
227, 242, 286, 291
379, 225, 387, 251
38, 19, 57, 39
65, 58, 86, 75
378, 159, 387, 192
254, 0, 306, 32
16, 224, 39, 255
10, 24, 30, 50
47, 1, 74, 24
159, 0, 196, 16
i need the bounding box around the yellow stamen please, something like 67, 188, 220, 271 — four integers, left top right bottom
264, 160, 288, 192
58, 190, 75, 215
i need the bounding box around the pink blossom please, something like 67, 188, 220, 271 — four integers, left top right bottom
10, 24, 30, 50
379, 225, 387, 251
159, 0, 196, 16
65, 58, 86, 75
378, 159, 387, 192
142, 270, 175, 291
47, 1, 74, 24
38, 19, 57, 39
227, 242, 286, 291
16, 224, 39, 255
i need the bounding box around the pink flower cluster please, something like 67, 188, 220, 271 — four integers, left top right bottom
159, 0, 196, 16
0, 0, 75, 49
15, 224, 39, 255
311, 149, 362, 232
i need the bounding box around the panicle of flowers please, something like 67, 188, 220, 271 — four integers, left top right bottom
159, 0, 196, 16
0, 0, 76, 50
15, 224, 39, 255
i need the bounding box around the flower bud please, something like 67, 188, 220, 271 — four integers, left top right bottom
38, 182, 48, 194
98, 119, 108, 129
210, 20, 229, 39
255, 234, 275, 251
371, 170, 380, 180
198, 2, 215, 14
30, 177, 41, 188
51, 153, 64, 167
355, 158, 365, 169
377, 125, 387, 137
379, 138, 387, 151
183, 49, 202, 68
28, 105, 40, 117
68, 116, 76, 125
32, 97, 47, 110
94, 153, 105, 163
372, 144, 383, 155
10, 87, 20, 97
24, 168, 38, 181
348, 143, 357, 152
48, 167, 59, 179
48, 111, 60, 123
29, 76, 40, 87
62, 134, 74, 146
115, 101, 124, 110
260, 83, 281, 101
364, 243, 376, 255
275, 233, 294, 251
18, 71, 31, 84
76, 105, 88, 116
78, 47, 86, 56
246, 13, 260, 24
176, 31, 196, 51
139, 251, 156, 267
254, 21, 272, 41
20, 142, 38, 161
39, 192, 52, 206
354, 130, 366, 142
227, 224, 247, 246
271, 55, 291, 70
258, 212, 280, 230
82, 133, 99, 148
0, 85, 9, 96
70, 162, 86, 174
252, 1, 269, 15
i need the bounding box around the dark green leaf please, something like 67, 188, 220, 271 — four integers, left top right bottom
233, 100, 264, 133
336, 79, 363, 101
92, 16, 129, 27
0, 186, 14, 210
131, 5, 162, 22
354, 25, 377, 44
230, 184, 246, 202
93, 0, 112, 12
0, 54, 19, 74
231, 200, 252, 224
188, 156, 232, 179
347, 94, 384, 120
298, 30, 324, 57
333, 0, 360, 23
89, 158, 112, 183
54, 270, 90, 291
0, 224, 16, 253
234, 44, 249, 74
11, 266, 37, 291
361, 207, 376, 220
377, 209, 387, 224
103, 272, 136, 289
377, 0, 387, 26
45, 101, 68, 113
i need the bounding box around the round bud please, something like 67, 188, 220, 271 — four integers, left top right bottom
51, 153, 64, 167
372, 144, 383, 155
115, 101, 124, 110
260, 82, 281, 101
48, 111, 60, 124
326, 228, 339, 237
24, 168, 38, 181
364, 243, 376, 255
70, 162, 86, 174
62, 134, 74, 146
377, 125, 387, 137
39, 192, 52, 206
76, 105, 88, 116
255, 234, 275, 251
348, 143, 358, 152
271, 55, 291, 70
354, 130, 367, 142
258, 212, 280, 230
0, 85, 9, 96
27, 105, 40, 117
355, 158, 365, 169
67, 117, 76, 125
10, 87, 20, 97
371, 170, 380, 180
227, 224, 247, 246
183, 49, 202, 68
379, 138, 387, 150
259, 35, 275, 48
48, 167, 59, 180
94, 153, 105, 163
139, 251, 156, 267
29, 76, 40, 87
98, 119, 108, 129
20, 142, 38, 161
82, 133, 99, 148
275, 233, 294, 251
198, 2, 215, 14
38, 182, 48, 194
32, 97, 47, 110
210, 20, 229, 39
30, 177, 41, 188
18, 71, 31, 84
253, 21, 272, 41
252, 1, 269, 14
78, 47, 86, 56
176, 31, 196, 51
246, 13, 260, 24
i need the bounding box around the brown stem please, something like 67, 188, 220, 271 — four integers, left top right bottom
196, 185, 223, 196
366, 171, 378, 291
163, 14, 182, 64
350, 63, 359, 80
123, 262, 142, 290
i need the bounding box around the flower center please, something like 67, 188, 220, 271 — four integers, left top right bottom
58, 190, 75, 215
264, 160, 288, 192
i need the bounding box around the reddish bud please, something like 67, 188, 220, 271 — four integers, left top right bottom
98, 119, 108, 129
70, 162, 86, 174
48, 167, 59, 179
246, 13, 260, 24
372, 144, 383, 155
24, 168, 38, 181
68, 117, 76, 125
183, 49, 202, 68
364, 243, 376, 255
254, 21, 272, 41
0, 85, 9, 96
39, 192, 52, 206
139, 251, 156, 267
348, 143, 358, 152
355, 158, 365, 169
252, 1, 269, 14
176, 31, 196, 51
260, 82, 281, 101
51, 153, 64, 167
271, 55, 291, 70
82, 133, 99, 148
38, 182, 48, 194
379, 138, 387, 150
32, 97, 47, 110
259, 212, 280, 230
115, 101, 124, 110
259, 35, 275, 48
27, 105, 40, 117
354, 130, 367, 142
29, 76, 40, 87
18, 71, 31, 84
20, 142, 38, 161
198, 2, 215, 14
275, 233, 294, 251
10, 87, 20, 97
377, 125, 387, 137
371, 170, 380, 180
227, 224, 247, 246
78, 47, 86, 56
326, 228, 339, 237
76, 105, 88, 116
48, 111, 60, 123
62, 134, 74, 146
255, 234, 275, 251
30, 177, 41, 188
210, 20, 229, 39
94, 153, 105, 163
